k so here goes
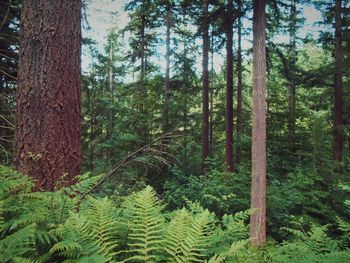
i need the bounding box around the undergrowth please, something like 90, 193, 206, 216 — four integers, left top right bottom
0, 166, 350, 262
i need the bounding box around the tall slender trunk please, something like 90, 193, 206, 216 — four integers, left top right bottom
201, 0, 210, 172
163, 3, 171, 134
183, 38, 189, 159
333, 0, 343, 162
288, 0, 297, 152
225, 0, 234, 172
209, 33, 214, 153
14, 0, 82, 191
236, 0, 243, 166
140, 14, 146, 111
250, 0, 267, 246
108, 42, 114, 162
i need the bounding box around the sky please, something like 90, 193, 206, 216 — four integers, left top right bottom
82, 1, 326, 75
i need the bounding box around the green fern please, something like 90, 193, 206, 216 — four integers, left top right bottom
163, 208, 192, 261
123, 186, 165, 262
0, 224, 36, 263
176, 209, 215, 263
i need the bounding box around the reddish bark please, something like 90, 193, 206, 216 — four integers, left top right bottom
201, 0, 210, 172
14, 0, 82, 191
225, 0, 234, 172
333, 0, 343, 162
236, 0, 243, 166
250, 0, 267, 246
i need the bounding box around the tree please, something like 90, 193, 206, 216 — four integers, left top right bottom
250, 0, 267, 246
13, 0, 82, 191
236, 0, 244, 166
202, 0, 210, 172
288, 0, 297, 151
333, 0, 343, 162
162, 0, 173, 134
225, 0, 234, 172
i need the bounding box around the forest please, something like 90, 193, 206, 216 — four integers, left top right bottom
0, 0, 350, 262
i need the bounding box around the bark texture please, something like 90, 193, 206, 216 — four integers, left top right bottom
14, 0, 82, 191
250, 0, 267, 246
333, 0, 343, 162
236, 0, 243, 166
201, 0, 210, 172
225, 0, 234, 172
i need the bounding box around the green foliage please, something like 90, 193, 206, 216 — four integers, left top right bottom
2, 166, 350, 262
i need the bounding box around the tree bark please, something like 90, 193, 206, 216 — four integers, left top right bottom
333, 0, 343, 162
225, 0, 234, 172
209, 32, 214, 153
163, 2, 171, 134
236, 0, 243, 166
13, 0, 82, 191
250, 0, 267, 246
201, 0, 210, 172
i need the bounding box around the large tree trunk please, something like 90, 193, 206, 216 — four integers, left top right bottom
225, 0, 234, 172
236, 0, 243, 166
201, 0, 210, 172
288, 0, 297, 152
250, 0, 267, 246
333, 0, 343, 162
13, 0, 82, 191
163, 3, 171, 134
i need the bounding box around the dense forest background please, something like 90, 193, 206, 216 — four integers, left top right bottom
1, 0, 350, 262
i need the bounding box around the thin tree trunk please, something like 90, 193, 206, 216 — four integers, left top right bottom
140, 14, 146, 112
288, 0, 297, 152
333, 0, 343, 162
14, 0, 82, 191
201, 0, 210, 172
108, 42, 114, 162
163, 3, 171, 134
209, 32, 214, 153
250, 0, 267, 246
236, 0, 243, 166
225, 0, 234, 172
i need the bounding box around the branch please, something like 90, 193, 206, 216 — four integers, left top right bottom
79, 132, 178, 201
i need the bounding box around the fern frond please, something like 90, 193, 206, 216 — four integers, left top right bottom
123, 186, 165, 262
163, 208, 192, 261
0, 224, 36, 262
176, 209, 215, 263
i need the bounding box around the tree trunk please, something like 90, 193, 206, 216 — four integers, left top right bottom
163, 3, 171, 134
209, 32, 214, 153
333, 0, 343, 162
225, 0, 234, 172
108, 42, 114, 163
14, 0, 82, 191
288, 0, 297, 152
250, 0, 267, 246
201, 0, 210, 172
236, 0, 243, 166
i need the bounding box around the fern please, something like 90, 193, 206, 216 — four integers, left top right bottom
176, 209, 215, 263
123, 186, 165, 262
163, 208, 192, 261
0, 224, 36, 263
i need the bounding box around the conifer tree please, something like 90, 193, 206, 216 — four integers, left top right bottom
14, 0, 82, 190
